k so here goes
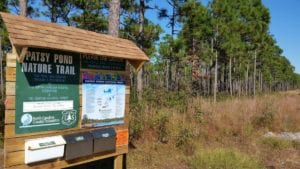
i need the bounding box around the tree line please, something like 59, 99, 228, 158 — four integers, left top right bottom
0, 0, 299, 102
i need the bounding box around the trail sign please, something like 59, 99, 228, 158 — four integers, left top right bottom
15, 48, 80, 134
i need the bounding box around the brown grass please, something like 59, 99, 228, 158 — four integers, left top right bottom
128, 90, 300, 169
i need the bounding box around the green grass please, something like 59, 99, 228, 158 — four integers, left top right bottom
187, 148, 264, 169
262, 137, 294, 150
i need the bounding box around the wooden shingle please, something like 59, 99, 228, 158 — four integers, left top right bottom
0, 12, 149, 69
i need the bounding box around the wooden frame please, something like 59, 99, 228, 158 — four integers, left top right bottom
4, 51, 130, 169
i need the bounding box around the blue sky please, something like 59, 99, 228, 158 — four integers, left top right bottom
146, 0, 300, 74
8, 0, 299, 73
263, 0, 300, 73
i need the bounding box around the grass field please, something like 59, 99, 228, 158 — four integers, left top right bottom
127, 90, 300, 169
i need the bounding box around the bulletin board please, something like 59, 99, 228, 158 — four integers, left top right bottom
4, 50, 131, 169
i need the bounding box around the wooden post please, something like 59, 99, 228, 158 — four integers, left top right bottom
114, 154, 123, 169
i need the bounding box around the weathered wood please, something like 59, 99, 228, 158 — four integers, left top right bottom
6, 53, 16, 68
125, 86, 130, 95
5, 82, 15, 96
128, 60, 145, 71
6, 53, 17, 60
114, 155, 123, 169
1, 15, 135, 167
5, 151, 24, 168
5, 96, 15, 110
4, 126, 128, 152
5, 124, 77, 139
79, 84, 82, 95
5, 67, 16, 82
5, 145, 128, 168
0, 12, 149, 66
18, 47, 28, 63
6, 61, 16, 68
4, 110, 15, 124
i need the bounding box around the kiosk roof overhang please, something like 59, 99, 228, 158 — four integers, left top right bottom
0, 12, 148, 70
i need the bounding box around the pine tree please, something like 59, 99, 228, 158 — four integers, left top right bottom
70, 0, 108, 32
108, 0, 120, 37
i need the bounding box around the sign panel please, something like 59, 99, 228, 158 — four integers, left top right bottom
116, 129, 129, 147
81, 54, 126, 70
82, 72, 125, 127
15, 48, 80, 134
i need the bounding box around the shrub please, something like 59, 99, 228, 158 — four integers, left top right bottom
152, 111, 170, 143
194, 108, 205, 124
129, 102, 144, 141
292, 140, 300, 150
187, 148, 263, 169
252, 111, 275, 128
262, 137, 293, 150
176, 124, 194, 148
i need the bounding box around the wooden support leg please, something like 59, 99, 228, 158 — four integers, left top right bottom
114, 154, 123, 169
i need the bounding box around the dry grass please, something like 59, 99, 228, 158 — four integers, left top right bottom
128, 90, 300, 169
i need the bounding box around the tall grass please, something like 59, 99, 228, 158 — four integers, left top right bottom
187, 148, 263, 169
128, 90, 300, 168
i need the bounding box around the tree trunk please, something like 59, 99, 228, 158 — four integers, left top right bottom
253, 50, 257, 96
229, 56, 232, 96
209, 39, 213, 95
19, 0, 27, 16
166, 60, 170, 90
245, 63, 249, 95
214, 51, 218, 104
206, 64, 210, 95
238, 80, 241, 97
0, 36, 3, 100
108, 0, 120, 37
137, 0, 145, 100
259, 70, 263, 93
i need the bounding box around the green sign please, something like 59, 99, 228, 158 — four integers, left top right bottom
15, 48, 80, 134
81, 54, 126, 70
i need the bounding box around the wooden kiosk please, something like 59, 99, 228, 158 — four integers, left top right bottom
1, 12, 148, 169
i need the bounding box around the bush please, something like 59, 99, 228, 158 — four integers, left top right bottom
252, 111, 275, 128
292, 140, 300, 150
143, 89, 190, 113
176, 124, 194, 148
129, 102, 144, 141
194, 108, 205, 124
187, 148, 263, 169
262, 137, 293, 150
152, 111, 170, 143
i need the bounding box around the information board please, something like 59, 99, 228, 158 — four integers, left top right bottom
81, 54, 126, 70
15, 48, 80, 134
82, 72, 125, 127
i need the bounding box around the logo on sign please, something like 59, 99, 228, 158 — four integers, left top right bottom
21, 113, 33, 126
61, 110, 77, 126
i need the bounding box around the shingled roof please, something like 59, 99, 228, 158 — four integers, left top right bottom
0, 12, 148, 69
